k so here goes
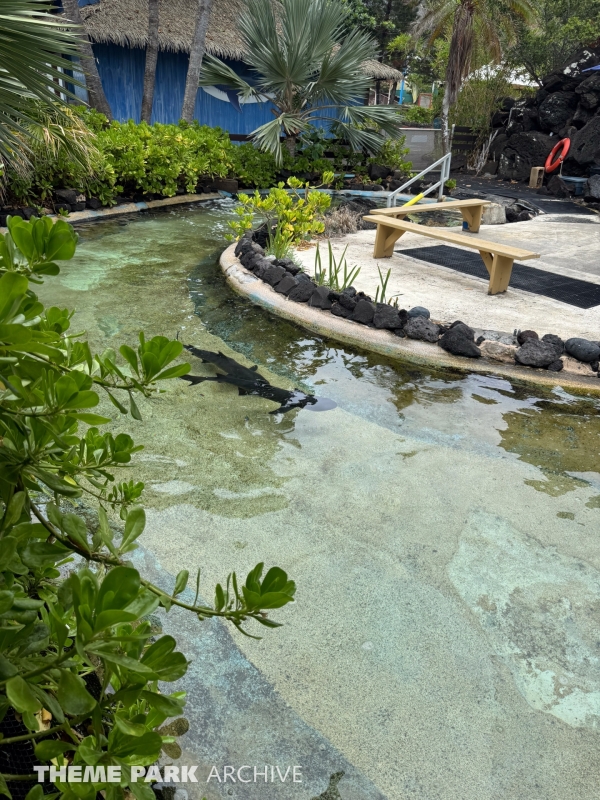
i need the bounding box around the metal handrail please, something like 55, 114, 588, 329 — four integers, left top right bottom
386, 151, 452, 207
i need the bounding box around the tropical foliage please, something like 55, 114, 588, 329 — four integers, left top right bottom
228, 176, 333, 250
199, 0, 404, 163
342, 0, 416, 53
449, 67, 516, 140
0, 215, 296, 799
506, 0, 600, 84
9, 111, 411, 205
413, 0, 536, 146
0, 0, 99, 178
11, 115, 233, 206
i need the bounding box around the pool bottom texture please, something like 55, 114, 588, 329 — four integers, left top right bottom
39, 203, 600, 800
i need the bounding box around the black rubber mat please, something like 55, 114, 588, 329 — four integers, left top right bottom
399, 245, 600, 309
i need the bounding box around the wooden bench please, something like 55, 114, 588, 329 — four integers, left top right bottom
372, 199, 492, 233
363, 214, 540, 295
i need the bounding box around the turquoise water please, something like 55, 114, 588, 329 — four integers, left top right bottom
40, 204, 600, 800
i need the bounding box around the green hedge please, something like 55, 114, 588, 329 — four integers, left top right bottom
8, 107, 411, 208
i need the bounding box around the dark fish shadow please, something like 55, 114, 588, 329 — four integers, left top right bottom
181, 345, 337, 414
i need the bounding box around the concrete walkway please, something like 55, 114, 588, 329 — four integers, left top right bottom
294, 212, 600, 341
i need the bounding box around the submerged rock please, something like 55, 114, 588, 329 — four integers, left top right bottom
404, 316, 440, 343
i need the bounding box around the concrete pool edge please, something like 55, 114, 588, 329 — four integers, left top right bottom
0, 192, 223, 231
220, 243, 600, 395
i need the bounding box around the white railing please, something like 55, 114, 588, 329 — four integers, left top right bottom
386, 151, 452, 207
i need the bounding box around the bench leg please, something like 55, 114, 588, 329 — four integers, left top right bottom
487, 254, 514, 294
373, 224, 405, 258
479, 250, 493, 275
461, 205, 484, 233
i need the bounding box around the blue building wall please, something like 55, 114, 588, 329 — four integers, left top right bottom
92, 43, 274, 134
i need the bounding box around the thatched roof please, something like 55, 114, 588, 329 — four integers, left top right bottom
362, 60, 403, 81
73, 0, 402, 79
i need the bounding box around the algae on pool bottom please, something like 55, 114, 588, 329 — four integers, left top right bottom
39, 205, 600, 800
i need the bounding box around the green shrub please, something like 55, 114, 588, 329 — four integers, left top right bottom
10, 109, 236, 206
9, 107, 413, 205
229, 141, 334, 189
8, 105, 115, 207
368, 134, 412, 174
99, 119, 234, 198
0, 215, 296, 799
229, 143, 279, 188
229, 175, 333, 244
400, 105, 435, 125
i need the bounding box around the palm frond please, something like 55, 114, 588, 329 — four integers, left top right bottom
309, 29, 378, 105
199, 54, 260, 101
341, 104, 404, 137
251, 113, 312, 165
412, 0, 458, 40
0, 0, 81, 166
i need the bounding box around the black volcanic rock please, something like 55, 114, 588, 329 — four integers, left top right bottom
308, 286, 333, 310
349, 300, 375, 325
438, 324, 481, 358
275, 275, 298, 295
538, 91, 578, 134
565, 337, 600, 362
288, 281, 315, 303
373, 303, 401, 330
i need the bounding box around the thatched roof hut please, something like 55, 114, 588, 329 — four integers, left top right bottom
76, 0, 402, 80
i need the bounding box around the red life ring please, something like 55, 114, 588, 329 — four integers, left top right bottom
545, 138, 570, 173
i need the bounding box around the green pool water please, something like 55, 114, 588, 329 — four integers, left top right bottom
39, 203, 600, 800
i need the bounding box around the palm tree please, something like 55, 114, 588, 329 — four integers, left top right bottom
61, 0, 113, 120
199, 0, 403, 163
181, 0, 214, 122
414, 0, 535, 150
141, 0, 160, 123
0, 0, 99, 172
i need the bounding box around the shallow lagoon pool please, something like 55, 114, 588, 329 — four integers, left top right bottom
40, 204, 600, 800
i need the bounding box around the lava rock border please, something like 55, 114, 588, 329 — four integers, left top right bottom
220, 234, 600, 394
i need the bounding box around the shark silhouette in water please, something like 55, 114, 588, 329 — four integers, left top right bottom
181, 345, 337, 414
